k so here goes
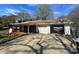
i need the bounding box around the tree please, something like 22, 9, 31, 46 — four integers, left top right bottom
0, 15, 17, 27
35, 4, 53, 20
17, 12, 31, 22
57, 15, 65, 20
1, 16, 10, 27
8, 15, 17, 23
69, 6, 79, 27
0, 17, 2, 24
68, 6, 79, 38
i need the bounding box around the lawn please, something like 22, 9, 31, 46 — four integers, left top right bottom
0, 29, 8, 38
0, 28, 25, 44
0, 28, 16, 44
0, 29, 8, 34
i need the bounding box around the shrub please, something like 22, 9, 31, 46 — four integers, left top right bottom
0, 24, 4, 30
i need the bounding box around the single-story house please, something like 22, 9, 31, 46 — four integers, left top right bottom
10, 19, 69, 34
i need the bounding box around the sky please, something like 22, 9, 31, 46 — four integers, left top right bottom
0, 4, 78, 19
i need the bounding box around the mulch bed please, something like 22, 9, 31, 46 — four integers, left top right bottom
12, 31, 27, 37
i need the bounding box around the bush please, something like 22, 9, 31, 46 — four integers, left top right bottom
0, 24, 4, 30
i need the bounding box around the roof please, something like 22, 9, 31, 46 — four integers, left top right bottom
11, 19, 64, 26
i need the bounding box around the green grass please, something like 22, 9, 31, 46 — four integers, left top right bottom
0, 29, 8, 34
0, 28, 17, 44
0, 29, 8, 38
0, 28, 25, 44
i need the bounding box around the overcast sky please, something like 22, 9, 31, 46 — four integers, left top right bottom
0, 4, 78, 19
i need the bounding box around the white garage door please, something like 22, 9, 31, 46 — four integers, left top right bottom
38, 25, 50, 34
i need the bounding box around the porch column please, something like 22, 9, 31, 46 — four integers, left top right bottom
36, 25, 39, 33
27, 25, 29, 34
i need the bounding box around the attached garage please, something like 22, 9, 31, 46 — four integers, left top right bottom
38, 25, 50, 34
37, 24, 64, 34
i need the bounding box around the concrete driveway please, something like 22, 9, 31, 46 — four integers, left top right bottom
0, 34, 76, 54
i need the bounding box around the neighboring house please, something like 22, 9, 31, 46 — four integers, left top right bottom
10, 19, 65, 34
